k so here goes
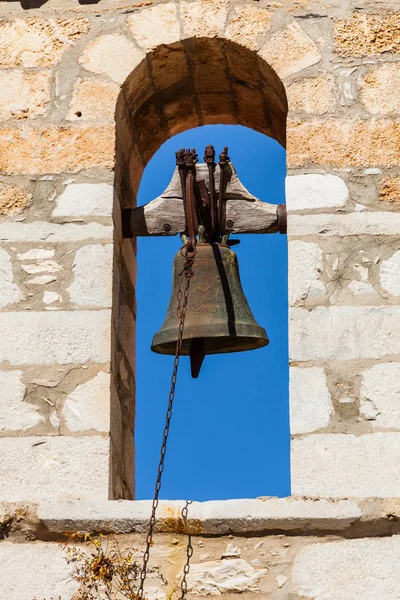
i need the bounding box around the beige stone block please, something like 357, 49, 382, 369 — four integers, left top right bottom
335, 13, 400, 58
79, 33, 144, 84
0, 542, 76, 600
225, 6, 272, 51
288, 241, 324, 306
287, 119, 400, 168
127, 3, 180, 50
287, 74, 337, 114
0, 436, 109, 502
380, 176, 400, 204
258, 22, 321, 79
359, 64, 400, 115
180, 0, 228, 38
0, 70, 51, 122
292, 433, 400, 497
0, 17, 90, 68
0, 183, 31, 215
0, 125, 115, 174
293, 537, 400, 600
62, 371, 110, 433
67, 77, 120, 121
68, 244, 113, 308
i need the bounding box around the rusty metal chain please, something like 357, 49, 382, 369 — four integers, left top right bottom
137, 247, 196, 600
178, 500, 194, 600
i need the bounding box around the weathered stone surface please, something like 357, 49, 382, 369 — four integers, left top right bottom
360, 363, 400, 428
68, 244, 113, 307
359, 63, 400, 115
0, 370, 43, 432
259, 23, 321, 79
0, 70, 50, 121
286, 174, 349, 211
0, 222, 112, 242
21, 259, 61, 274
289, 241, 324, 305
292, 433, 400, 497
335, 13, 400, 58
67, 77, 120, 121
17, 249, 55, 261
0, 248, 22, 308
79, 33, 144, 84
290, 306, 400, 361
287, 74, 337, 114
26, 275, 57, 286
0, 183, 32, 215
287, 119, 400, 168
37, 497, 362, 535
288, 212, 400, 236
187, 558, 267, 595
0, 17, 90, 68
52, 183, 113, 217
347, 280, 378, 297
292, 536, 400, 599
0, 436, 109, 502
127, 3, 180, 50
380, 177, 400, 204
180, 0, 228, 38
0, 542, 76, 600
62, 371, 110, 432
380, 250, 400, 296
0, 125, 114, 174
43, 291, 60, 305
290, 367, 333, 434
225, 6, 271, 50
0, 311, 111, 365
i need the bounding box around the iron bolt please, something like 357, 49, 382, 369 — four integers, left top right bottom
226, 219, 234, 229
163, 223, 171, 232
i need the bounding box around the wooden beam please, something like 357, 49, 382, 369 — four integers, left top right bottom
122, 163, 285, 237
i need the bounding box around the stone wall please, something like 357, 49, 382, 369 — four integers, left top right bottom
0, 0, 399, 597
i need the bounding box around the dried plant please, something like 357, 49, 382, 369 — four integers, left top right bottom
34, 532, 168, 600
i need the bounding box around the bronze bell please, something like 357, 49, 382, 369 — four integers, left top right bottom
151, 243, 269, 377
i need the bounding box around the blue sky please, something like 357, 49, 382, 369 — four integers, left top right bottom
135, 125, 289, 501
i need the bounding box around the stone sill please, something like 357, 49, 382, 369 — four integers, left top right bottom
3, 497, 400, 540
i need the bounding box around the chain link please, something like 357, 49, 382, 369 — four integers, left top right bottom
178, 500, 194, 600
137, 248, 196, 600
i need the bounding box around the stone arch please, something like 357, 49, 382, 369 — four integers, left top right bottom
110, 37, 288, 499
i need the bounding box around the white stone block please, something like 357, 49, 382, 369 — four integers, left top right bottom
26, 274, 57, 285
360, 363, 400, 429
186, 558, 267, 595
288, 240, 324, 305
63, 371, 110, 432
380, 250, 400, 297
79, 33, 144, 83
0, 222, 112, 242
290, 367, 333, 434
0, 542, 76, 600
0, 248, 22, 308
0, 311, 111, 365
127, 3, 180, 50
292, 433, 400, 497
43, 291, 60, 304
0, 436, 109, 502
68, 244, 113, 307
286, 174, 349, 211
52, 183, 113, 217
290, 306, 400, 361
0, 370, 44, 432
292, 536, 400, 600
288, 212, 400, 236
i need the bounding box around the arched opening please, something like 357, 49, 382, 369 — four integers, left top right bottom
112, 38, 288, 499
